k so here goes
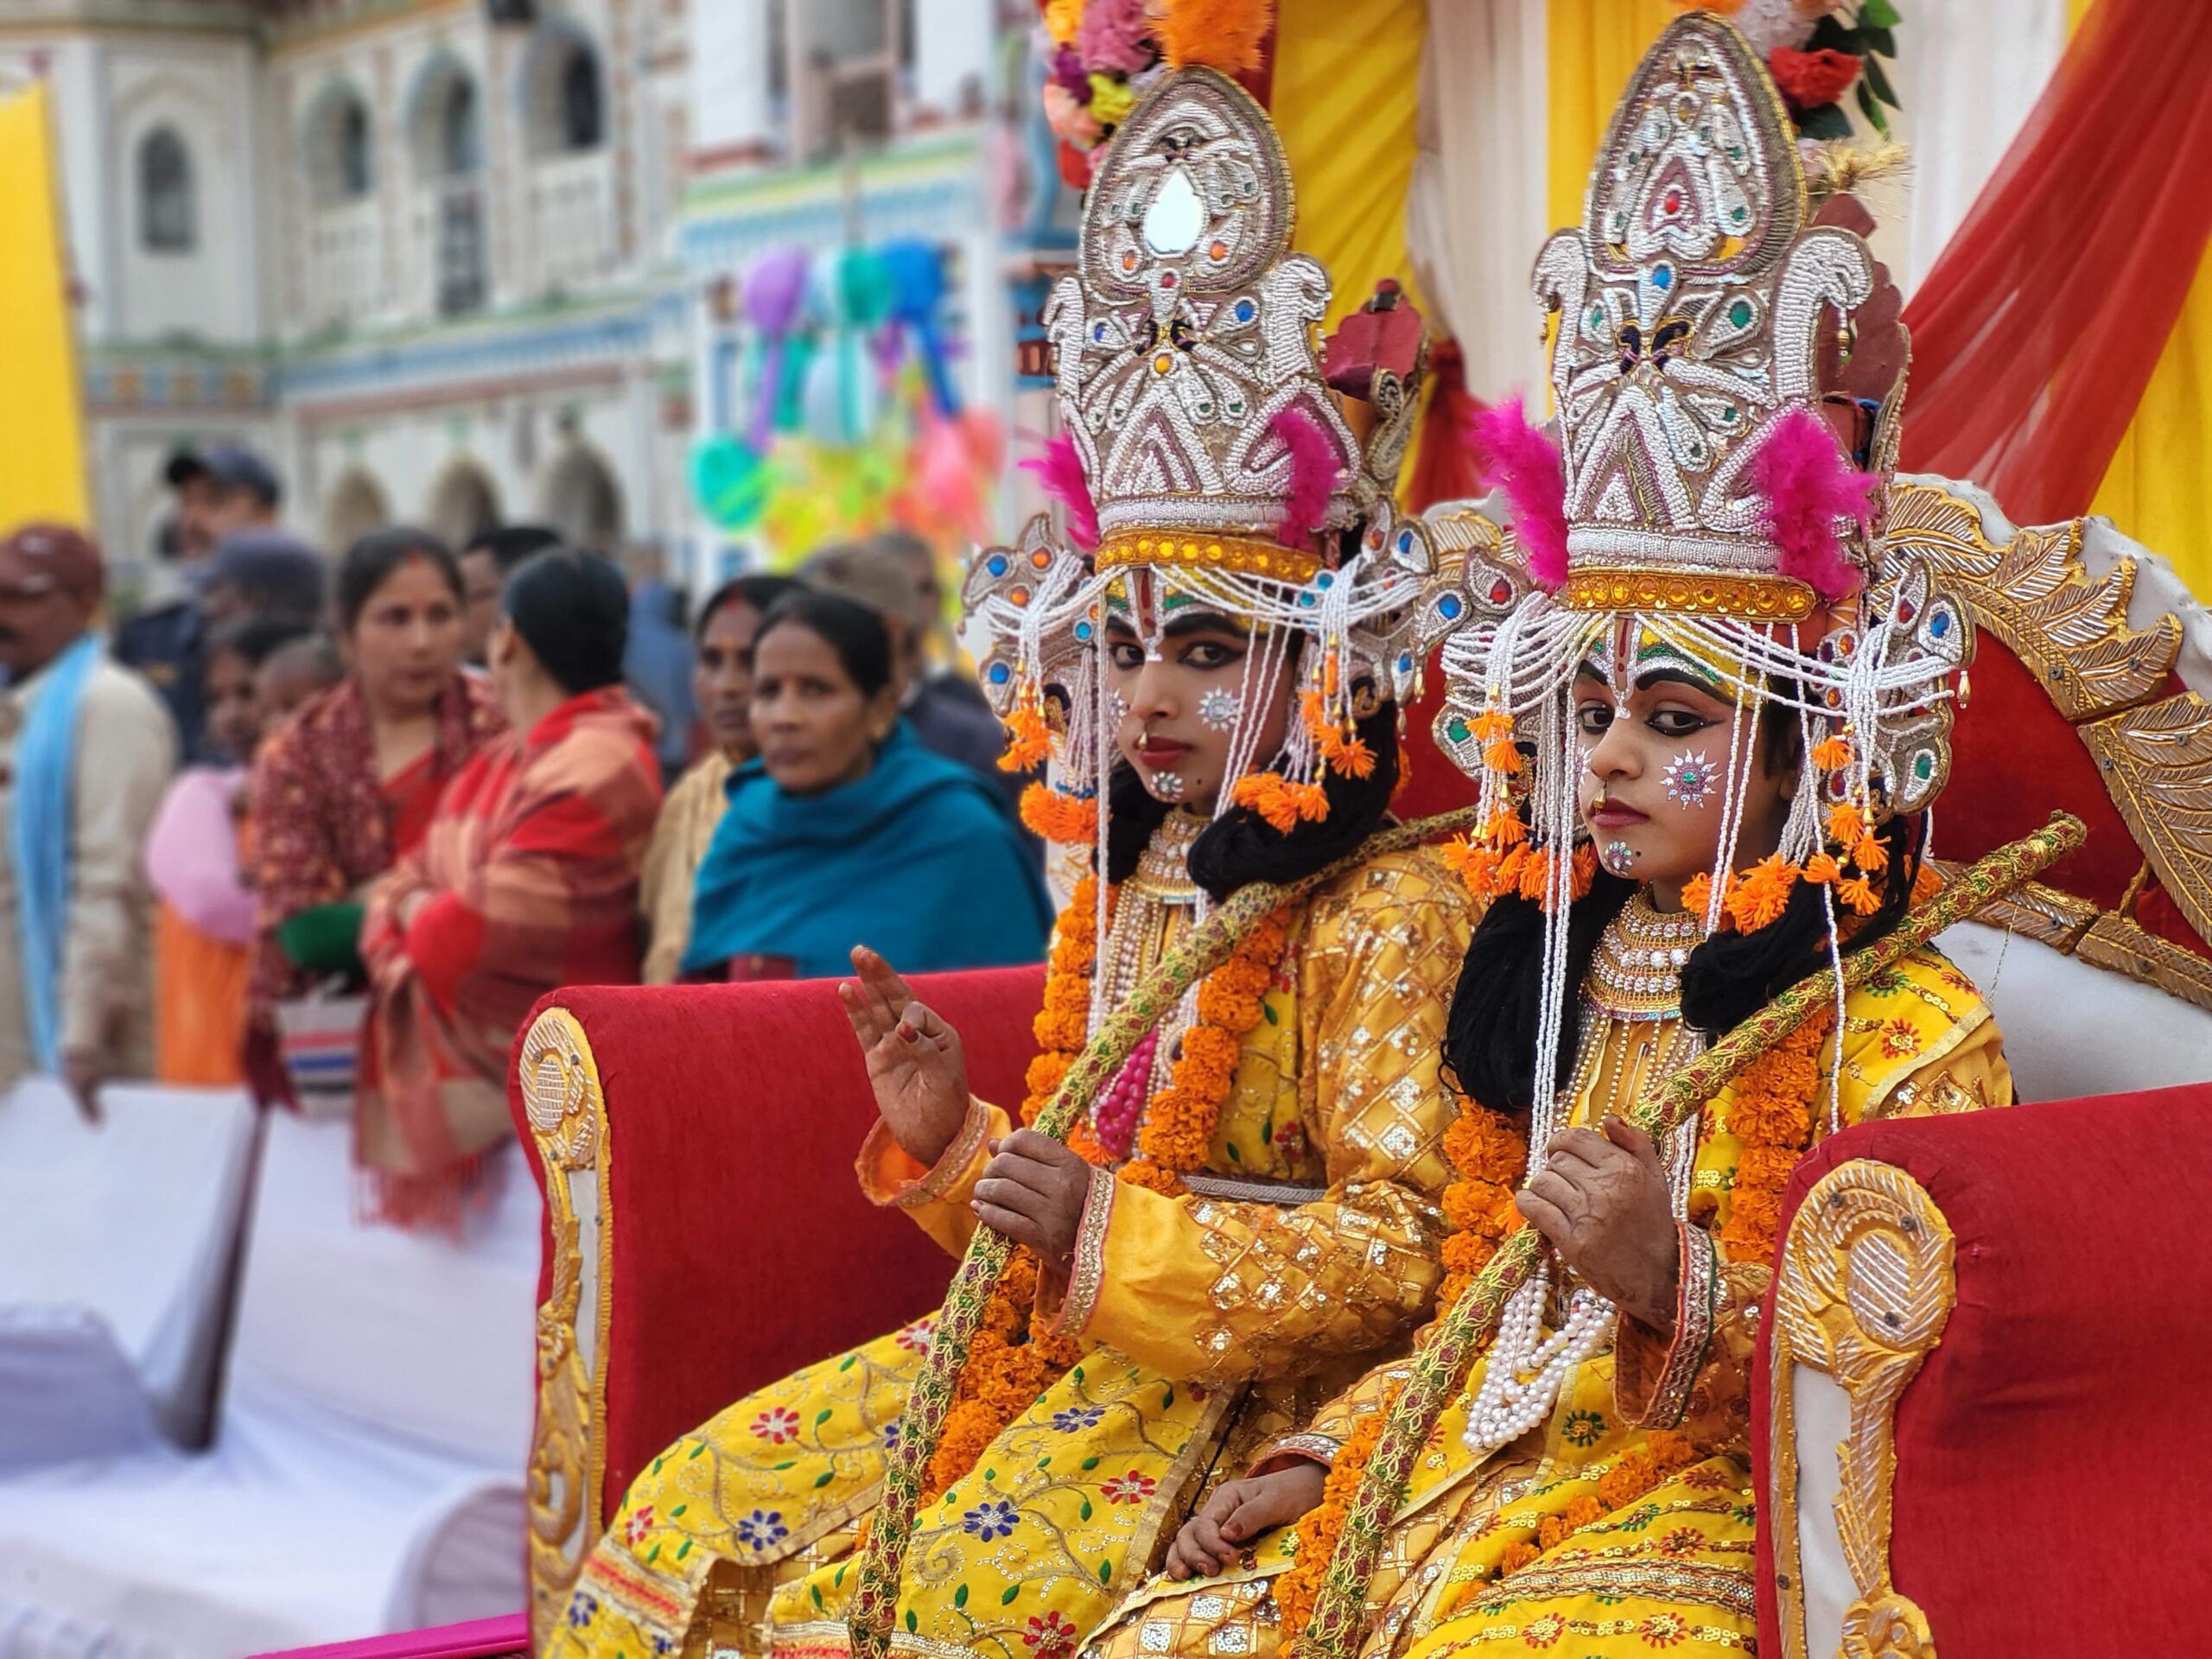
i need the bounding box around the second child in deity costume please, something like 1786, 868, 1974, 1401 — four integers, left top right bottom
1083, 16, 2012, 1659
549, 67, 1481, 1659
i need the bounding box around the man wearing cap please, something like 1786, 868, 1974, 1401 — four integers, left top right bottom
0, 524, 176, 1116
117, 442, 286, 760
165, 441, 283, 565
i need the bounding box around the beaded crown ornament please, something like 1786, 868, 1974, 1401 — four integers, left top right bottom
1432, 11, 1974, 944
963, 67, 1454, 855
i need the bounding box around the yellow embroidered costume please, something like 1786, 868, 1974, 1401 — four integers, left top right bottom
1084, 934, 2007, 1659
1086, 16, 2009, 1659
550, 62, 1481, 1659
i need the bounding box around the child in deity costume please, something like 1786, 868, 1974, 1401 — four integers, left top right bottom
548, 66, 1482, 1659
1078, 16, 2014, 1659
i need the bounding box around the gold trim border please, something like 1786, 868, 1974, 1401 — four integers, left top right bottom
518, 1006, 617, 1650
1942, 865, 2212, 1015
1889, 479, 2212, 952
1559, 566, 1819, 620
1770, 1159, 1956, 1659
1094, 529, 1323, 585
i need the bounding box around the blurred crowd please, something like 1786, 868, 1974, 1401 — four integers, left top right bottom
0, 444, 1049, 1228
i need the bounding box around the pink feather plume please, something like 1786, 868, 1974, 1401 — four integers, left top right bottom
1471, 397, 1569, 590
1020, 434, 1099, 550
1756, 406, 1874, 603
1270, 407, 1341, 543
1077, 0, 1151, 75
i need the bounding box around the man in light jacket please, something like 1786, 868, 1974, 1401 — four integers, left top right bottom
0, 524, 176, 1116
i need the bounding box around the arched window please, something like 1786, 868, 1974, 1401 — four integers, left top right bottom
340, 99, 372, 196
526, 26, 607, 156
560, 43, 603, 150
308, 85, 377, 206
407, 58, 483, 181
137, 127, 195, 252
441, 76, 480, 175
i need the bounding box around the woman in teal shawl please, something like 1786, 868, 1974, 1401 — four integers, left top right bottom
683, 591, 1050, 981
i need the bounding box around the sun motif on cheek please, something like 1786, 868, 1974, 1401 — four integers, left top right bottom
1198, 689, 1242, 731
1106, 689, 1129, 723
1662, 750, 1716, 810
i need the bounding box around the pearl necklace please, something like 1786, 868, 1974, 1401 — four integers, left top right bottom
1464, 898, 1706, 1457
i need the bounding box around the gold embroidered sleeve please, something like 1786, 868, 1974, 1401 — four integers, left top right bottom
853, 1096, 1005, 1258
1073, 852, 1469, 1388
1614, 1224, 1766, 1443
1617, 1007, 2012, 1438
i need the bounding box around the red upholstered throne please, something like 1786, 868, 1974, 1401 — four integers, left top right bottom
508, 966, 1044, 1647
1757, 1084, 2212, 1659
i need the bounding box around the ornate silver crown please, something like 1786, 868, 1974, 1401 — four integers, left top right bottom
1042, 67, 1361, 578
1535, 13, 1884, 619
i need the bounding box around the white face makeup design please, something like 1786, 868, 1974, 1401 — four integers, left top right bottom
1662, 749, 1717, 810
1600, 839, 1638, 875
1198, 688, 1242, 731
1151, 770, 1185, 800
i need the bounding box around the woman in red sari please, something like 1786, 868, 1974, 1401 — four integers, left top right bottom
359, 546, 663, 1229
248, 530, 504, 1048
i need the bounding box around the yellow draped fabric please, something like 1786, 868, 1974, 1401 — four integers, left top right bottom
0, 85, 88, 531
1273, 0, 1430, 331
2073, 0, 2211, 594
1546, 0, 1679, 232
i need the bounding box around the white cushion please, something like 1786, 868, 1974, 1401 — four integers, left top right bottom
0, 1080, 257, 1462
1936, 921, 2212, 1100
0, 1111, 538, 1656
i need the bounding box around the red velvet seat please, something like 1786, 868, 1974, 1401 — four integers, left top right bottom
508, 965, 1043, 1644
1758, 1083, 2212, 1659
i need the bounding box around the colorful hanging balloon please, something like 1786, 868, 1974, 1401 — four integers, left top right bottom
690, 433, 775, 531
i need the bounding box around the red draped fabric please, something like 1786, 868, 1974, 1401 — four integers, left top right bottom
1898, 0, 2212, 523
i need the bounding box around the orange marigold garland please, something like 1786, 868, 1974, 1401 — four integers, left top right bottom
997, 695, 1053, 772
1233, 772, 1331, 834
1274, 1406, 1390, 1639
1020, 782, 1100, 845
1714, 1001, 1833, 1266
919, 876, 1294, 1505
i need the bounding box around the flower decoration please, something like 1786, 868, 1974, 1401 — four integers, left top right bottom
1023, 1611, 1081, 1657
961, 1498, 1021, 1541
1034, 0, 1278, 176
750, 1405, 803, 1444
1669, 0, 1902, 139
1100, 1470, 1158, 1505
735, 1509, 790, 1551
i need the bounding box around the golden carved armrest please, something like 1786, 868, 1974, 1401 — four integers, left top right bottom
517, 1007, 614, 1650
1768, 1158, 1955, 1659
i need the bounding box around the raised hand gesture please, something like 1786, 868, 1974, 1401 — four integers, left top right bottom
838, 945, 970, 1169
